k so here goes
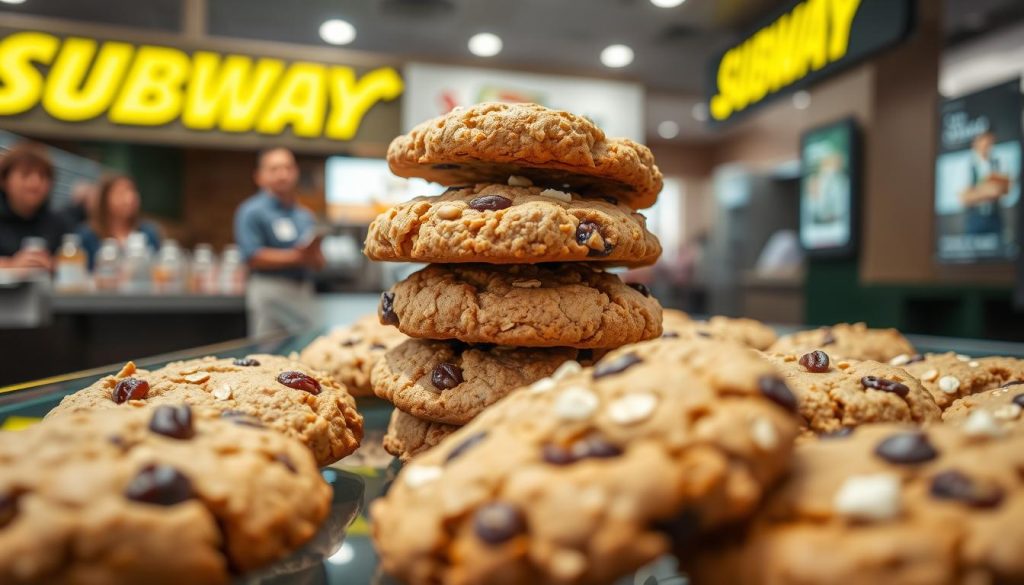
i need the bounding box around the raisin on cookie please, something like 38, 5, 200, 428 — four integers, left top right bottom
387, 103, 663, 209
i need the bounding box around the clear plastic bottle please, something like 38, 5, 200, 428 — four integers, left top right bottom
189, 243, 217, 294
218, 244, 246, 295
119, 232, 153, 294
54, 234, 89, 292
93, 238, 121, 292
152, 239, 186, 294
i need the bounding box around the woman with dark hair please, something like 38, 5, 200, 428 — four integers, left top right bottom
76, 174, 161, 269
0, 142, 73, 269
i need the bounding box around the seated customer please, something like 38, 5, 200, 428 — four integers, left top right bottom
77, 174, 161, 269
0, 143, 72, 270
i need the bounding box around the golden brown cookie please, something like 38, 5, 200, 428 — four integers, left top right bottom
49, 355, 363, 466
901, 352, 1024, 410
0, 406, 330, 585
371, 337, 801, 585
379, 263, 662, 348
684, 423, 1024, 585
364, 183, 661, 266
942, 383, 1024, 432
763, 351, 940, 434
768, 322, 915, 362
662, 309, 777, 350
371, 339, 585, 425
298, 315, 407, 397
382, 409, 460, 463
387, 103, 663, 209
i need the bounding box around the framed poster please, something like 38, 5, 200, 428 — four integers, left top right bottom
799, 118, 860, 257
935, 79, 1022, 263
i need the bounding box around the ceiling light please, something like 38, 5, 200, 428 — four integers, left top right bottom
792, 90, 811, 110
657, 120, 680, 139
691, 102, 709, 122
600, 44, 634, 68
468, 33, 502, 57
0, 0, 28, 4
650, 0, 686, 7
319, 19, 356, 46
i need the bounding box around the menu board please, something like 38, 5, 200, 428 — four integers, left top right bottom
799, 118, 859, 257
935, 79, 1022, 263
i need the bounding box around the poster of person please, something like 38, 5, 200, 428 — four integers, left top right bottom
800, 118, 858, 256
935, 78, 1022, 262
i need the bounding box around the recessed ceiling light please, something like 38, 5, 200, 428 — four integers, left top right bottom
0, 0, 28, 4
650, 0, 686, 7
468, 33, 502, 57
691, 102, 709, 122
792, 90, 811, 110
319, 19, 356, 46
657, 120, 680, 139
600, 44, 634, 68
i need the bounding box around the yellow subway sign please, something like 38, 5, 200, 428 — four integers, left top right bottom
707, 0, 912, 125
0, 31, 403, 141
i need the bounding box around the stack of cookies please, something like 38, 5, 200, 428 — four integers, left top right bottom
364, 102, 665, 461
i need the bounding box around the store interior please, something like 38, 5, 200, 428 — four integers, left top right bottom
1, 0, 1023, 382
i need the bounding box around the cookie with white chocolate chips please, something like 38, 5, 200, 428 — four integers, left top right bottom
683, 423, 1024, 585
762, 351, 940, 434
942, 383, 1024, 434
662, 309, 777, 350
900, 352, 1024, 410
370, 337, 800, 585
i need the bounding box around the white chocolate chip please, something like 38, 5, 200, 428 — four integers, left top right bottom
511, 279, 542, 288
528, 377, 557, 394
499, 322, 516, 331
993, 404, 1022, 421
551, 360, 582, 381
937, 376, 961, 394
508, 175, 533, 187
833, 474, 902, 521
403, 465, 443, 488
921, 369, 939, 382
184, 372, 210, 384
212, 384, 232, 400
550, 550, 587, 580
889, 354, 911, 366
436, 204, 462, 220
539, 188, 572, 203
750, 417, 779, 450
607, 393, 658, 425
963, 409, 1005, 439
554, 386, 600, 421
957, 354, 971, 362
968, 361, 980, 368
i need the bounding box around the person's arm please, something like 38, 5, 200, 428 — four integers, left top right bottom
0, 249, 53, 270
234, 205, 312, 271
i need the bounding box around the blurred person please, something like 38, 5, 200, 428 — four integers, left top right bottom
234, 147, 323, 337
959, 130, 1010, 237
0, 143, 72, 270
77, 174, 161, 269
61, 179, 99, 226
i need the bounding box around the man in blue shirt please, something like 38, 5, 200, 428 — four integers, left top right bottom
234, 147, 324, 337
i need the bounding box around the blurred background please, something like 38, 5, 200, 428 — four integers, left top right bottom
1, 0, 1023, 385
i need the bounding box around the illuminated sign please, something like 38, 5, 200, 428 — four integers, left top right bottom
0, 31, 403, 141
706, 0, 912, 125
